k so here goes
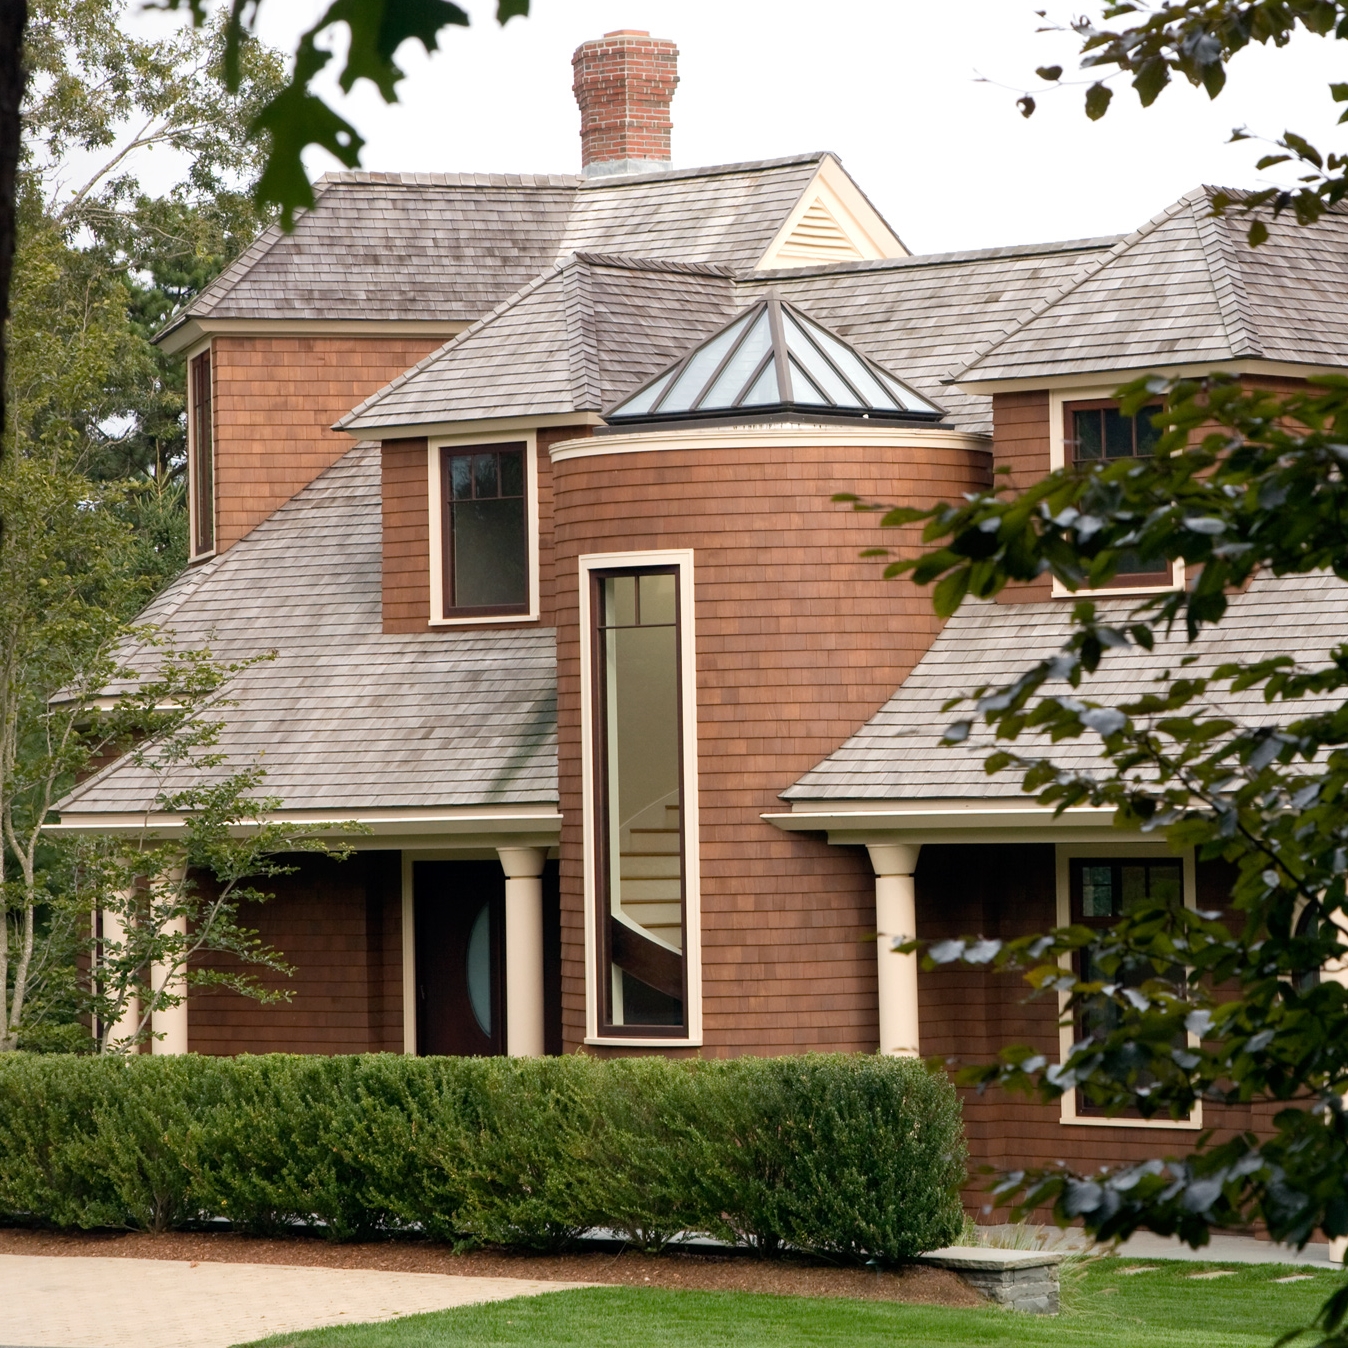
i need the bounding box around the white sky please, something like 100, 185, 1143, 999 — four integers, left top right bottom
128, 0, 1347, 254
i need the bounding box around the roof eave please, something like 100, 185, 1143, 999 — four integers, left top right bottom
951, 355, 1348, 394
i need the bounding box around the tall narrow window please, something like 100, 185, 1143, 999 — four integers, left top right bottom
190, 351, 214, 556
441, 444, 528, 616
594, 568, 687, 1035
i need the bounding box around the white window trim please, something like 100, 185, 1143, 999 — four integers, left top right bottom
1055, 841, 1202, 1129
579, 548, 703, 1048
427, 430, 540, 626
1048, 385, 1183, 599
186, 340, 216, 563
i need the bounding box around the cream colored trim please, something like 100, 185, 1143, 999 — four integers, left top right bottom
580, 548, 703, 1048
401, 851, 417, 1055
159, 316, 468, 357
1048, 384, 1184, 598
763, 798, 1121, 846
427, 431, 540, 626
756, 155, 908, 270
47, 803, 562, 849
1055, 841, 1202, 1131
954, 358, 1345, 396
346, 412, 605, 442
552, 423, 990, 463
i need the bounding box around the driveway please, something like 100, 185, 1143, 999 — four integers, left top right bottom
0, 1253, 589, 1348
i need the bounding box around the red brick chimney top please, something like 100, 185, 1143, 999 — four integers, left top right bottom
572, 31, 679, 178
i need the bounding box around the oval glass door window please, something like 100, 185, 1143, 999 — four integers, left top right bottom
465, 902, 492, 1036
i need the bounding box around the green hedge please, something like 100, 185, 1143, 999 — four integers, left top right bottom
0, 1052, 965, 1263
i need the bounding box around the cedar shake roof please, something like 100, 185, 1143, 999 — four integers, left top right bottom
55, 445, 557, 817
956, 189, 1348, 385
741, 238, 1119, 432
337, 255, 736, 433
785, 571, 1348, 802
162, 154, 828, 338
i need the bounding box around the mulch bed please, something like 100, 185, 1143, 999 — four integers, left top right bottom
0, 1227, 983, 1308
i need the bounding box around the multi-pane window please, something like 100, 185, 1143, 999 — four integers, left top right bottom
190, 351, 214, 556
1064, 400, 1170, 583
593, 568, 687, 1035
1070, 858, 1186, 1115
441, 444, 528, 616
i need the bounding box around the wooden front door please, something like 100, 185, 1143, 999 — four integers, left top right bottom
414, 861, 505, 1056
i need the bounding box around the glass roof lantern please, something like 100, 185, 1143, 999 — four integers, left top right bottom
605, 296, 944, 426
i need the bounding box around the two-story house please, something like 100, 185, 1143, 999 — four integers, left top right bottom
53, 30, 1348, 1188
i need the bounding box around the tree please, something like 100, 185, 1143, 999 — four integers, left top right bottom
842, 9, 1348, 1345
0, 0, 533, 450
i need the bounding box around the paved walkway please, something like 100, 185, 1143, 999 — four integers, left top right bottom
0, 1254, 590, 1348
1116, 1231, 1338, 1266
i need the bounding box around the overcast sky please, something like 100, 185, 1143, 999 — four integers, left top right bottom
136, 0, 1346, 254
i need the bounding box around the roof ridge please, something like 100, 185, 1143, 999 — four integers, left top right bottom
1192, 190, 1263, 360
334, 263, 571, 430
314, 169, 582, 189
569, 252, 735, 277
748, 234, 1122, 280
575, 150, 828, 189
562, 259, 602, 410
952, 189, 1209, 382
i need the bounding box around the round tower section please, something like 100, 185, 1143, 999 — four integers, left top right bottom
550, 420, 990, 1055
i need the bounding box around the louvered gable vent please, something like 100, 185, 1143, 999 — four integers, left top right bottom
775, 197, 866, 264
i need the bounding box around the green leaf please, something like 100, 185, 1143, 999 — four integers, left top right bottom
1085, 81, 1113, 121
1017, 95, 1037, 119
932, 568, 970, 618
1133, 57, 1169, 107
321, 0, 471, 101
1035, 65, 1063, 82
497, 0, 530, 20
1247, 219, 1269, 247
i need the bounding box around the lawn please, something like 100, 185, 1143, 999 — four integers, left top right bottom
243, 1258, 1344, 1348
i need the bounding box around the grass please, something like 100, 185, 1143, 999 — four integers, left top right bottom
240, 1258, 1345, 1348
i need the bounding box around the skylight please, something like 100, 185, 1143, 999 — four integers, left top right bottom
606, 297, 943, 424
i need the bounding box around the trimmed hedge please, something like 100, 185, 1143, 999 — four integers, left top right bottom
0, 1052, 965, 1263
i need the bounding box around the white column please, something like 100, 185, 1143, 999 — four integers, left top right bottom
99, 905, 140, 1052
498, 847, 547, 1057
151, 868, 189, 1055
866, 843, 922, 1058
1324, 915, 1348, 1265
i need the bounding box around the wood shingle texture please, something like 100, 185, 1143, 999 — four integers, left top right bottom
786, 570, 1348, 803
54, 445, 558, 821
957, 189, 1348, 385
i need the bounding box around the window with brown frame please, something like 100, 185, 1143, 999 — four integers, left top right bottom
440, 444, 528, 617
190, 351, 214, 556
1069, 857, 1186, 1117
592, 567, 688, 1037
1064, 399, 1170, 586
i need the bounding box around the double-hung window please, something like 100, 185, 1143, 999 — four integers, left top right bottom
582, 552, 701, 1043
189, 351, 214, 557
440, 443, 529, 617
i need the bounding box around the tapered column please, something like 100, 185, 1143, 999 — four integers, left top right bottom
498, 847, 547, 1057
99, 905, 140, 1051
866, 843, 922, 1057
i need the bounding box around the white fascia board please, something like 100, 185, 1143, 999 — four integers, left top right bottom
341, 412, 605, 442
157, 317, 469, 357
950, 358, 1348, 396
551, 423, 990, 462
45, 804, 563, 848
763, 799, 1121, 846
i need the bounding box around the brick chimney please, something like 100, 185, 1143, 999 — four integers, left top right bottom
572, 30, 678, 178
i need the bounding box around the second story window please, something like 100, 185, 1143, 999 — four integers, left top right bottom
440, 443, 528, 617
189, 351, 214, 557
1065, 399, 1170, 584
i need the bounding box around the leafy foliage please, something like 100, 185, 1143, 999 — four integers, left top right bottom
158, 0, 531, 228
0, 1052, 966, 1258
844, 373, 1348, 1341
1025, 3, 1348, 242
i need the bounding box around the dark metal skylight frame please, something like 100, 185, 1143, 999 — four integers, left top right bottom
605, 296, 945, 426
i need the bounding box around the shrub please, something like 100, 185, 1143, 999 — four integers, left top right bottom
0, 1051, 965, 1262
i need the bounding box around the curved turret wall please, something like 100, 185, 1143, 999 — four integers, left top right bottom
550, 422, 990, 1055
